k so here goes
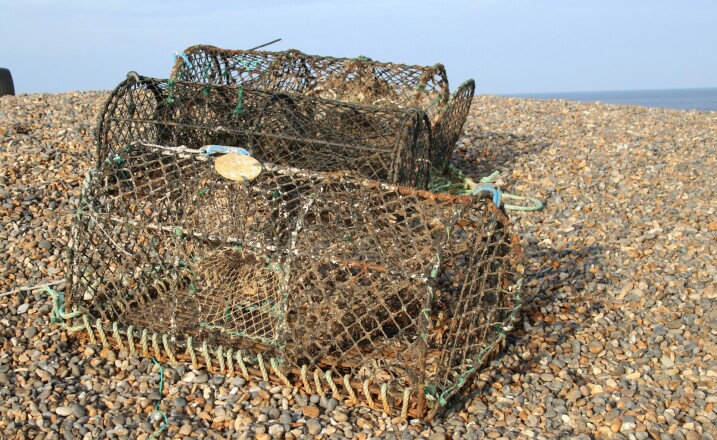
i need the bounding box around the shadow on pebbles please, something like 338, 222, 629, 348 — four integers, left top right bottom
1, 92, 716, 439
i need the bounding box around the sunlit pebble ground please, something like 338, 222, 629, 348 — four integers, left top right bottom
0, 92, 716, 439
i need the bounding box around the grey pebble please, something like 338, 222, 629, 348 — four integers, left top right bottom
306, 418, 322, 435
295, 394, 308, 406
23, 325, 38, 339
268, 407, 280, 420
70, 404, 86, 418
267, 424, 285, 436
55, 406, 73, 417
228, 376, 245, 387
194, 373, 209, 384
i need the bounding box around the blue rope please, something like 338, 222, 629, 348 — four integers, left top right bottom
472, 184, 502, 208
479, 172, 543, 211
199, 145, 251, 156
173, 51, 192, 69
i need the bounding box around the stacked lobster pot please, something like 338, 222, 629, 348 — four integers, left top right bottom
63, 46, 524, 419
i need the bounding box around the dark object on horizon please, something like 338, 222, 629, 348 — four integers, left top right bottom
0, 68, 15, 97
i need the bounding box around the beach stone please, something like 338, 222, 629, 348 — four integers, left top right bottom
16, 303, 30, 314
306, 419, 322, 435
268, 424, 284, 437
621, 416, 637, 432
357, 418, 374, 430
23, 326, 38, 339
611, 418, 622, 433
588, 340, 603, 354
326, 397, 339, 412
333, 411, 348, 422
302, 405, 320, 419
660, 355, 675, 368
56, 406, 74, 417
685, 432, 701, 440
666, 320, 683, 329
193, 373, 209, 384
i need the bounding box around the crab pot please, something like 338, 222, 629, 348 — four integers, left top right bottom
97, 74, 445, 188
65, 140, 524, 419
170, 46, 476, 171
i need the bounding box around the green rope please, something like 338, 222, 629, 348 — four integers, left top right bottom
44, 287, 83, 329
429, 164, 544, 211
166, 79, 175, 105
428, 163, 473, 195
234, 86, 244, 115
46, 287, 66, 323
148, 356, 169, 439
236, 56, 260, 71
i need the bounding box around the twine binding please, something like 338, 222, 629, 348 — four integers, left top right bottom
60, 315, 514, 419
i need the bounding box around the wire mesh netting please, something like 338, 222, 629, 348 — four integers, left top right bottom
99, 73, 437, 188
61, 54, 521, 418
66, 140, 523, 418
170, 45, 475, 176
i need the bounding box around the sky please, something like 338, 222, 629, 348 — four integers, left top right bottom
1, 0, 716, 95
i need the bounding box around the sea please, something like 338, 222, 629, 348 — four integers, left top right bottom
508, 88, 717, 112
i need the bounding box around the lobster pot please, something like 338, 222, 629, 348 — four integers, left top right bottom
170, 46, 476, 170
97, 74, 439, 188
66, 142, 524, 419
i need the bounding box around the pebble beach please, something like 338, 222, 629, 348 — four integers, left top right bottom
0, 92, 715, 439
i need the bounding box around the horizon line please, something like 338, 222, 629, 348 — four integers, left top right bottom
501, 86, 717, 97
